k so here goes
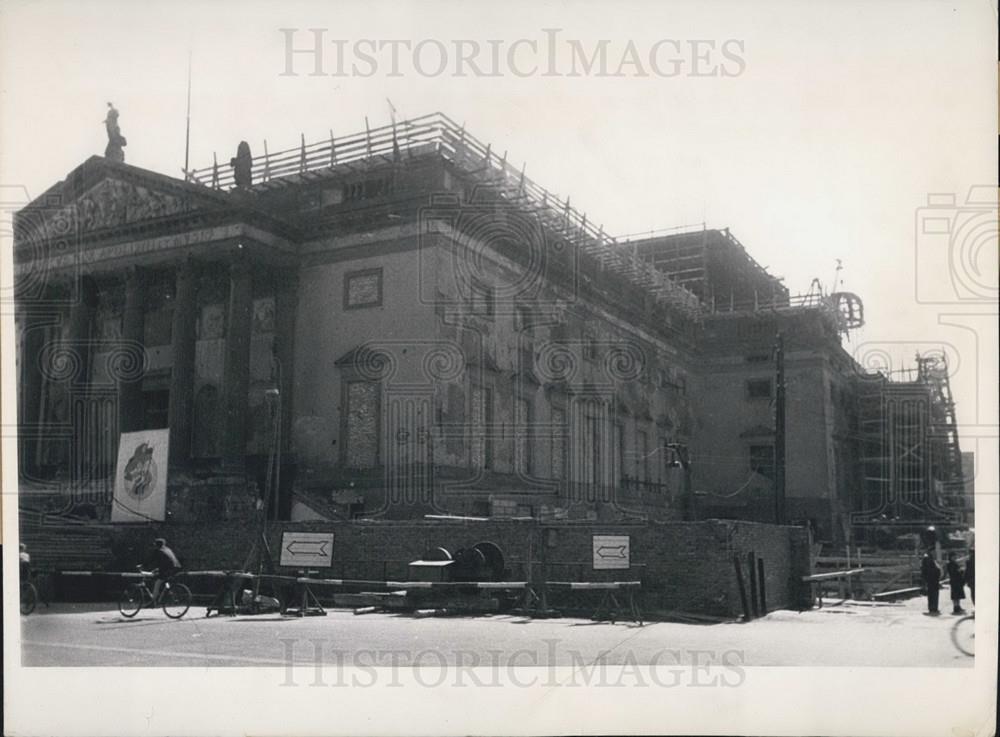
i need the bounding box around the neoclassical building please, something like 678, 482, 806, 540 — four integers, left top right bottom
14, 112, 967, 540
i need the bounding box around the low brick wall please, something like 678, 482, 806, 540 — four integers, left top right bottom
100, 517, 810, 617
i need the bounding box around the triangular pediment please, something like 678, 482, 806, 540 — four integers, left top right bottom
16, 156, 233, 244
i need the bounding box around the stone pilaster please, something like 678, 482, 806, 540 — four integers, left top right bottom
221, 258, 253, 469
272, 271, 298, 453
167, 259, 198, 465
17, 310, 49, 477
67, 277, 98, 480
118, 267, 146, 434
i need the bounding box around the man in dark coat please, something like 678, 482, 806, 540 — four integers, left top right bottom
946, 552, 966, 614
920, 549, 941, 615
965, 549, 975, 604
143, 538, 182, 605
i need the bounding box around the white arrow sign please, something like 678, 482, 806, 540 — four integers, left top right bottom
280, 532, 334, 567
592, 535, 630, 570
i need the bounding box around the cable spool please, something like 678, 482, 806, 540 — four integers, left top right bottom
450, 542, 507, 582
472, 542, 506, 581
451, 547, 487, 582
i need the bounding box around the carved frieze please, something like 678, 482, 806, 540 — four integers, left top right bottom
47, 178, 194, 236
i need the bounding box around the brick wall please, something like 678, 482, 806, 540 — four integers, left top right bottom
105, 518, 809, 617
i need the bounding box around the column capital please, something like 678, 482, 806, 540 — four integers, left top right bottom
229, 255, 253, 279
272, 268, 300, 293
174, 256, 201, 281
123, 264, 149, 286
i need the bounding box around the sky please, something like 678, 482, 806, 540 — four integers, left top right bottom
0, 0, 996, 458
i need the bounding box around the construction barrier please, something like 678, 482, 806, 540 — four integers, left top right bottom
801, 568, 865, 607
59, 570, 644, 623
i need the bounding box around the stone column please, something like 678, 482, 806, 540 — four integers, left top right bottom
118, 267, 146, 434
67, 277, 98, 480
272, 271, 298, 453
17, 309, 49, 478
221, 258, 253, 469
270, 271, 298, 518
66, 277, 98, 388
167, 259, 198, 465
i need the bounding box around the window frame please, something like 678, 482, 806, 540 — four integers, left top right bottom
749, 443, 776, 480
636, 427, 650, 482
515, 395, 534, 477
343, 268, 384, 311
469, 381, 495, 470
745, 377, 773, 401
550, 404, 567, 480
341, 378, 382, 468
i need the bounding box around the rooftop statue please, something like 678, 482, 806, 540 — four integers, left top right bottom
104, 102, 127, 162
231, 141, 253, 188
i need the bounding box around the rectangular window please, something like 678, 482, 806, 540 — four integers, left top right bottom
585, 415, 600, 486
470, 385, 494, 469
344, 268, 383, 310
746, 378, 773, 400
749, 444, 775, 480
142, 389, 170, 430
516, 397, 532, 475
345, 381, 380, 468
614, 423, 624, 482
519, 342, 534, 375
551, 407, 566, 480
470, 285, 494, 317
637, 428, 649, 482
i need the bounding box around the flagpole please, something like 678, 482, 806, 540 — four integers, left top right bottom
183, 49, 192, 178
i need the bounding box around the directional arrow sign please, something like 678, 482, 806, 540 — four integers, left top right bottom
286, 540, 331, 556
280, 532, 334, 567
593, 535, 630, 570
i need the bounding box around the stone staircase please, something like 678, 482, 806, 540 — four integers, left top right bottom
20, 511, 116, 573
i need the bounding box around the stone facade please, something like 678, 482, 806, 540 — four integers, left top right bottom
14, 118, 966, 546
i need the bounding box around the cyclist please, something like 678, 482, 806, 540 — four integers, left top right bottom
142, 538, 182, 604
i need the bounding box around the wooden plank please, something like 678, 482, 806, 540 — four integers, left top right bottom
801, 568, 865, 582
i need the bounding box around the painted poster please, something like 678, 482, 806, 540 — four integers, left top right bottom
111, 429, 170, 523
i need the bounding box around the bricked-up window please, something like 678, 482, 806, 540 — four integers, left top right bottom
345, 380, 380, 468
551, 407, 566, 479
143, 389, 170, 430
344, 268, 383, 310
660, 437, 670, 482
515, 398, 532, 475
749, 444, 775, 480
746, 378, 773, 400
637, 428, 649, 482
470, 385, 494, 469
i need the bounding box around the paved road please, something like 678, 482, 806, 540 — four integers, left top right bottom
19, 596, 974, 669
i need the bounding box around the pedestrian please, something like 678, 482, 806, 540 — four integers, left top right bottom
946, 552, 965, 615
920, 548, 941, 615
964, 549, 974, 606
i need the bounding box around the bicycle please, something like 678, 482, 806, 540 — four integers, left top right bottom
20, 580, 38, 615
950, 613, 974, 656
119, 569, 192, 619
